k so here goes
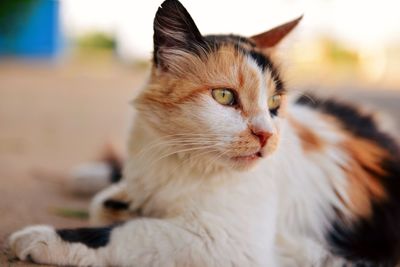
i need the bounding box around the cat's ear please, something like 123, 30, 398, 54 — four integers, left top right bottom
250, 16, 303, 49
153, 0, 207, 71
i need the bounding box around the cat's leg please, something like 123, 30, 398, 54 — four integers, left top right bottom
89, 182, 137, 226
9, 225, 107, 266
9, 217, 273, 267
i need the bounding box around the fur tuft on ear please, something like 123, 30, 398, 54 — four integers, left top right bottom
250, 16, 303, 49
153, 0, 207, 71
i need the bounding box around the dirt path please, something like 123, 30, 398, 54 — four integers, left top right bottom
0, 60, 145, 266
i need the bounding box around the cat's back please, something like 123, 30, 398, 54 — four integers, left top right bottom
287, 94, 400, 265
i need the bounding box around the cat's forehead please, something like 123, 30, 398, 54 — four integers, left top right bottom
192, 43, 284, 116
203, 34, 284, 94
197, 40, 284, 99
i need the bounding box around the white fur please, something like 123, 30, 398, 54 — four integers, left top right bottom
246, 55, 268, 110
273, 105, 350, 265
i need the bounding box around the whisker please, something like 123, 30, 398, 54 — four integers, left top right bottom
141, 144, 223, 169
136, 139, 223, 160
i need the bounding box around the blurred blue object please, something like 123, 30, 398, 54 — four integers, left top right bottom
0, 0, 61, 58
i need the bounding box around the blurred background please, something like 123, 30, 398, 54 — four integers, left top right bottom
0, 0, 399, 265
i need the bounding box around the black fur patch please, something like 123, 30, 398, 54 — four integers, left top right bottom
108, 159, 122, 183
248, 50, 271, 71
328, 157, 400, 266
297, 94, 400, 266
57, 225, 117, 249
104, 199, 130, 210
247, 50, 285, 93
296, 95, 398, 154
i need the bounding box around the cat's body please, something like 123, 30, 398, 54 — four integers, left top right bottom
9, 0, 400, 266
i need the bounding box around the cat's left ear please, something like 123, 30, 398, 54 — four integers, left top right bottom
250, 16, 303, 49
153, 0, 207, 71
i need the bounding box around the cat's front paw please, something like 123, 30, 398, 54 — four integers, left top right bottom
8, 225, 56, 264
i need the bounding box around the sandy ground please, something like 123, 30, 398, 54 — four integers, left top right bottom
0, 60, 399, 266
0, 60, 144, 266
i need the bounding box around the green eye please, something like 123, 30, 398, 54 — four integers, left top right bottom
268, 94, 282, 110
212, 88, 236, 106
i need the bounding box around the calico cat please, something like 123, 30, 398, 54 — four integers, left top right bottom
9, 0, 400, 266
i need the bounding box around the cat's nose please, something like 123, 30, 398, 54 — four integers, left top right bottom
251, 129, 272, 148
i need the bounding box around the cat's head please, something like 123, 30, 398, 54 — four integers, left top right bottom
135, 0, 301, 171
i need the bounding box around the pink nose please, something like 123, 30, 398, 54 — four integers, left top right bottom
252, 130, 272, 148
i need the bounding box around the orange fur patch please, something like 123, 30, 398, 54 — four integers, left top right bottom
288, 117, 324, 152
341, 137, 387, 218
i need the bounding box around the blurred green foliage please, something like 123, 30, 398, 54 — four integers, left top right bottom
321, 37, 359, 66
77, 32, 116, 50
0, 0, 38, 37
51, 207, 89, 220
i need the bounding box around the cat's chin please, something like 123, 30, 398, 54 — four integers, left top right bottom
227, 152, 263, 170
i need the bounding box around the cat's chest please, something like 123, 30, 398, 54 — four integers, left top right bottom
126, 160, 277, 221
272, 146, 347, 240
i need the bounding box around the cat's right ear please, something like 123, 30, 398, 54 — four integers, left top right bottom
153, 0, 207, 71
250, 16, 303, 50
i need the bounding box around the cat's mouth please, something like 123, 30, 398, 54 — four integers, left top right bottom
231, 151, 263, 162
